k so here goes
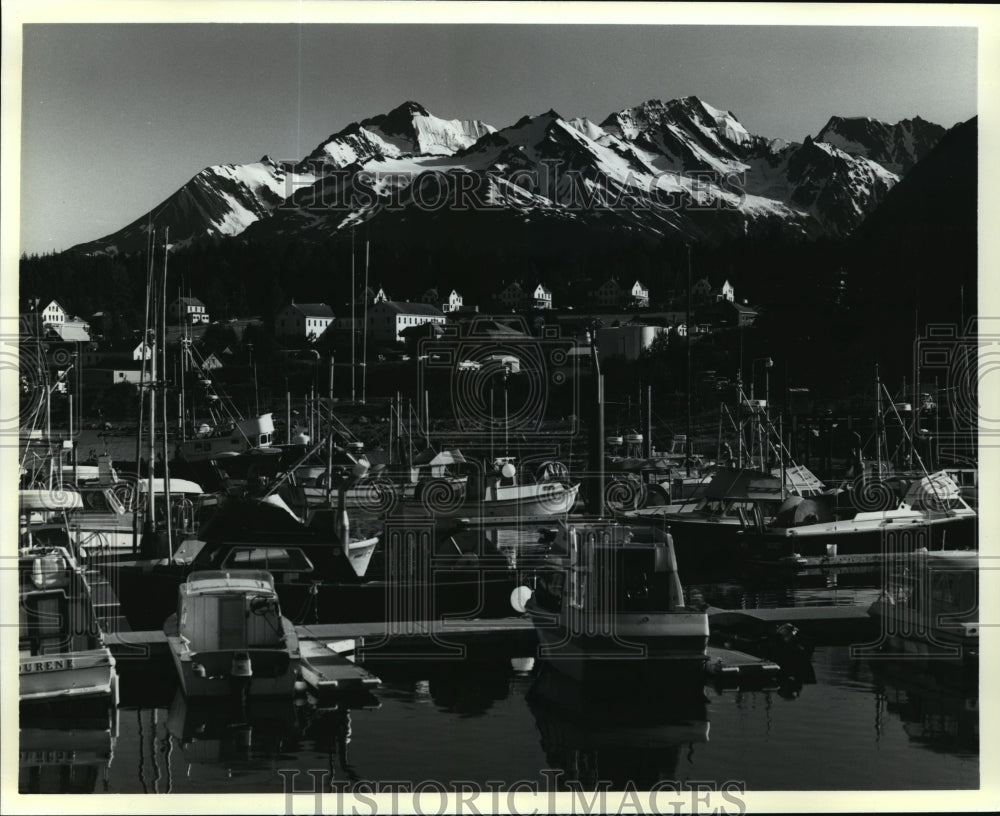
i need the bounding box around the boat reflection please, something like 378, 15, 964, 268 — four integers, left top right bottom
369, 658, 516, 717
868, 658, 978, 756
527, 663, 709, 789
166, 691, 302, 767
19, 712, 118, 794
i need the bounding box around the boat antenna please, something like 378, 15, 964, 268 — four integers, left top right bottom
351, 229, 356, 402
161, 227, 174, 558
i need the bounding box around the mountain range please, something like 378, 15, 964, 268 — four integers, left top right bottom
69, 97, 947, 256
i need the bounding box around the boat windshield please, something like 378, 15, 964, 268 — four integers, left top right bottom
221, 546, 314, 573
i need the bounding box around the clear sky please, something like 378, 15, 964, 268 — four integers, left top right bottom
17, 21, 978, 255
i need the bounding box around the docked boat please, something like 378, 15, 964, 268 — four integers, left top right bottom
69, 476, 205, 559
622, 466, 824, 567
164, 570, 301, 699
866, 548, 978, 670
522, 522, 709, 690
107, 491, 517, 630
19, 545, 118, 713
451, 457, 580, 519
746, 470, 977, 562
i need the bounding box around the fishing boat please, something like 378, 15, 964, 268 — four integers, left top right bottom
164, 570, 301, 699
622, 466, 823, 567
521, 522, 709, 690
746, 470, 977, 562
19, 545, 119, 713
453, 457, 580, 519
176, 413, 278, 463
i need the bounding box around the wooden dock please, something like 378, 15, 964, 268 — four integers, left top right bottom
298, 639, 381, 693
108, 605, 873, 664
707, 605, 876, 642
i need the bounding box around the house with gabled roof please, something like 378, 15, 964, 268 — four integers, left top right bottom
591, 278, 650, 308
531, 284, 553, 310
275, 300, 335, 341
169, 296, 209, 324
496, 281, 525, 309
629, 280, 650, 308
41, 299, 67, 325
368, 301, 447, 344
591, 278, 624, 306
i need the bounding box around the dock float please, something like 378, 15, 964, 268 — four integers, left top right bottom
707, 605, 876, 643
704, 646, 781, 686
745, 553, 886, 570
107, 605, 874, 663
296, 618, 538, 657
298, 639, 381, 694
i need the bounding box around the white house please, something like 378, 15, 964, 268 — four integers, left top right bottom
169, 297, 209, 324
717, 280, 735, 302
275, 301, 335, 341
497, 281, 525, 309
368, 301, 447, 344
443, 290, 463, 313
591, 278, 650, 308
132, 341, 154, 361
629, 280, 650, 308
41, 300, 67, 325
531, 284, 553, 310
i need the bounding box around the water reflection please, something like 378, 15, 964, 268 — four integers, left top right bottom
371, 659, 517, 717
527, 663, 709, 790
19, 713, 118, 794
868, 658, 978, 756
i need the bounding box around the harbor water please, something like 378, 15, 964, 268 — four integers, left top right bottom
20, 521, 978, 794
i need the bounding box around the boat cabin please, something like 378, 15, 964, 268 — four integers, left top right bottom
176, 571, 287, 653
19, 547, 108, 671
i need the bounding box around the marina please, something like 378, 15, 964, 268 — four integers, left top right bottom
9, 14, 991, 810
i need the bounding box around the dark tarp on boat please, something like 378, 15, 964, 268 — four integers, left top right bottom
772, 495, 835, 527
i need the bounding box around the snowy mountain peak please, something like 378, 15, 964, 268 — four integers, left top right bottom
600, 96, 753, 148
298, 102, 496, 170
68, 97, 954, 256
815, 115, 945, 173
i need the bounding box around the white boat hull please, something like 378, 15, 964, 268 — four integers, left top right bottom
470, 482, 580, 518
19, 649, 118, 705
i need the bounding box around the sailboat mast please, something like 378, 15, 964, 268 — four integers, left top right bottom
147, 231, 157, 528
351, 230, 356, 402
362, 240, 369, 404
161, 228, 174, 557
133, 228, 154, 551
685, 244, 692, 476
874, 364, 883, 477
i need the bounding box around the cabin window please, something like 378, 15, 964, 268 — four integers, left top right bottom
724, 500, 755, 518
19, 589, 98, 654
222, 546, 314, 572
